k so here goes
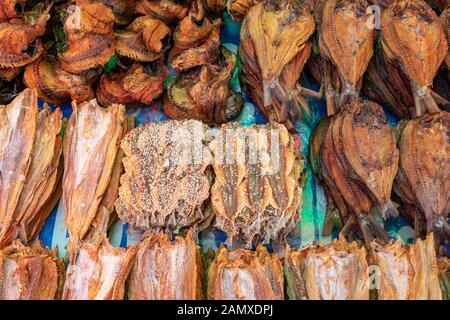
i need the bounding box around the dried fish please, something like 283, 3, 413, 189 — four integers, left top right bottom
285, 236, 369, 300
127, 230, 202, 300
136, 0, 191, 23
0, 0, 25, 21
371, 233, 442, 300
227, 0, 261, 21
0, 240, 65, 300
163, 47, 243, 125
100, 0, 137, 25
210, 122, 303, 247
207, 245, 284, 300
63, 236, 136, 300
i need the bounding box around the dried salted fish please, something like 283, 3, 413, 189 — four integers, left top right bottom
0, 7, 49, 68
239, 0, 315, 126
116, 120, 212, 231
63, 100, 127, 256
202, 0, 226, 17
441, 6, 450, 69
0, 0, 25, 21
207, 245, 284, 300
24, 55, 99, 105
163, 47, 243, 125
425, 0, 449, 10
210, 122, 303, 247
136, 0, 191, 23
227, 0, 261, 21
63, 236, 136, 300
284, 236, 369, 300
116, 15, 170, 62
0, 89, 38, 247
97, 60, 168, 107
170, 0, 219, 72
59, 1, 115, 73
394, 112, 450, 248
381, 0, 448, 116
371, 233, 442, 300
319, 0, 375, 107
0, 240, 65, 300
100, 0, 136, 25
128, 230, 202, 300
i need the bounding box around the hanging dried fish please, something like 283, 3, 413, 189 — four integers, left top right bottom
210, 122, 303, 247
239, 0, 316, 126
163, 47, 243, 125
24, 55, 100, 105
116, 120, 213, 232
63, 236, 136, 300
0, 240, 65, 300
381, 0, 448, 116
97, 60, 168, 108
58, 1, 115, 73
207, 245, 284, 300
63, 100, 127, 257
394, 112, 450, 250
371, 233, 443, 300
0, 89, 38, 248
284, 236, 369, 300
127, 230, 202, 300
136, 0, 191, 23
227, 0, 261, 21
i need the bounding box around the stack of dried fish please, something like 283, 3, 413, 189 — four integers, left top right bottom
0, 89, 63, 247
63, 236, 136, 300
127, 230, 202, 300
284, 236, 369, 300
63, 99, 129, 258
394, 112, 450, 251
371, 234, 443, 300
136, 0, 191, 23
239, 0, 316, 127
0, 240, 65, 300
210, 122, 303, 247
207, 245, 284, 300
115, 120, 213, 232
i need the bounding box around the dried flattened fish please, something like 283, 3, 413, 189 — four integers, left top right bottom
210, 122, 303, 247
284, 236, 369, 300
63, 236, 136, 300
100, 0, 137, 25
136, 0, 191, 23
127, 229, 202, 300
0, 240, 65, 300
227, 0, 261, 21
207, 245, 284, 300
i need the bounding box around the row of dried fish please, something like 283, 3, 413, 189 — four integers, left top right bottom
1, 232, 448, 300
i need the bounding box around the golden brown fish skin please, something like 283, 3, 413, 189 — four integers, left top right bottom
0, 0, 25, 21
319, 0, 375, 107
285, 236, 369, 300
164, 47, 243, 125
210, 122, 303, 247
239, 0, 315, 127
63, 236, 136, 300
59, 1, 115, 73
12, 107, 62, 244
227, 0, 261, 21
381, 0, 448, 116
115, 16, 170, 62
0, 240, 65, 300
0, 89, 38, 248
99, 0, 137, 25
395, 112, 450, 248
116, 120, 212, 231
371, 233, 442, 300
97, 61, 168, 108
63, 100, 127, 258
24, 55, 100, 105
0, 7, 49, 68
207, 245, 284, 300
127, 229, 202, 300
440, 6, 450, 69
136, 0, 191, 23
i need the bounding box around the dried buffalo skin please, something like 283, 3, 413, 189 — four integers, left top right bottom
116, 120, 212, 231
381, 0, 448, 116
207, 245, 284, 300
0, 240, 65, 300
394, 112, 450, 249
0, 89, 38, 247
127, 229, 202, 300
284, 236, 369, 300
210, 122, 303, 247
63, 236, 136, 300
63, 100, 127, 257
371, 233, 442, 300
